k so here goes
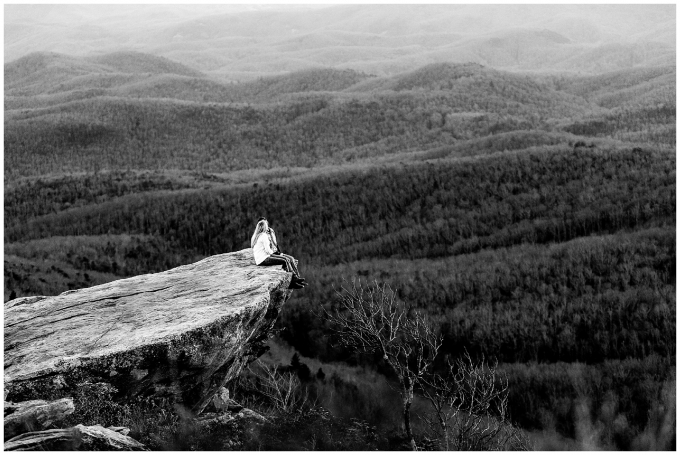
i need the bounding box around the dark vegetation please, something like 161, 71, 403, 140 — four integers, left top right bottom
4, 56, 675, 450
285, 227, 675, 363
502, 354, 675, 450
47, 352, 411, 450
6, 146, 674, 275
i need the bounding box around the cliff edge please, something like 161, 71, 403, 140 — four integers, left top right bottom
4, 249, 292, 413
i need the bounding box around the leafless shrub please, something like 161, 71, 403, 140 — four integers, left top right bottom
245, 360, 311, 417
420, 352, 531, 450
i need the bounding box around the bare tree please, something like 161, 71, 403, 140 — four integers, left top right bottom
324, 280, 442, 450
420, 352, 531, 450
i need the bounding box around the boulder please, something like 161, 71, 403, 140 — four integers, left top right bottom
5, 249, 293, 413
235, 407, 268, 423
211, 386, 234, 411
4, 397, 75, 440
195, 406, 268, 429
107, 426, 131, 436
4, 428, 78, 451
76, 424, 147, 450
4, 425, 147, 451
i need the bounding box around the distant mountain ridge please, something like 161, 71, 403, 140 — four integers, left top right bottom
4, 4, 675, 79
5, 51, 674, 111
5, 51, 206, 98
4, 52, 601, 110
6, 51, 203, 83
85, 52, 203, 77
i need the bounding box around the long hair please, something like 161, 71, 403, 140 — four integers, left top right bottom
251, 219, 269, 248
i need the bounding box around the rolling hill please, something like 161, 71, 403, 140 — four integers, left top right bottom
5, 51, 205, 99
5, 5, 675, 79
5, 52, 110, 93
4, 51, 675, 183
7, 56, 620, 181
550, 65, 676, 108
85, 51, 204, 77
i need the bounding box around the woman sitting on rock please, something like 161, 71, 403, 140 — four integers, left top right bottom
251, 217, 307, 289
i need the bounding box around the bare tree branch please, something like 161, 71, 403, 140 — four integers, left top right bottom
419, 351, 531, 450
323, 279, 442, 450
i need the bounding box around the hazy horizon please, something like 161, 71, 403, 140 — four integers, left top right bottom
5, 4, 675, 80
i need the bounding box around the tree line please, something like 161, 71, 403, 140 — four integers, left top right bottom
7, 146, 674, 266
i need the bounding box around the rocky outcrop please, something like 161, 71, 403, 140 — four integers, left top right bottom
210, 386, 240, 412
75, 424, 146, 451
4, 398, 75, 440
4, 249, 293, 413
4, 425, 147, 451
5, 428, 79, 451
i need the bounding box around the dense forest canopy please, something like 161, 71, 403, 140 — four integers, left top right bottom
4, 57, 674, 182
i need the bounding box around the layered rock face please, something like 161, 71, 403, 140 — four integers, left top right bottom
4, 249, 292, 413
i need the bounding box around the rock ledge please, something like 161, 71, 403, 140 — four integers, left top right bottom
5, 249, 292, 411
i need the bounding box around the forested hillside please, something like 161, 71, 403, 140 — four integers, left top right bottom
6, 146, 674, 262
4, 54, 675, 449
5, 58, 674, 182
